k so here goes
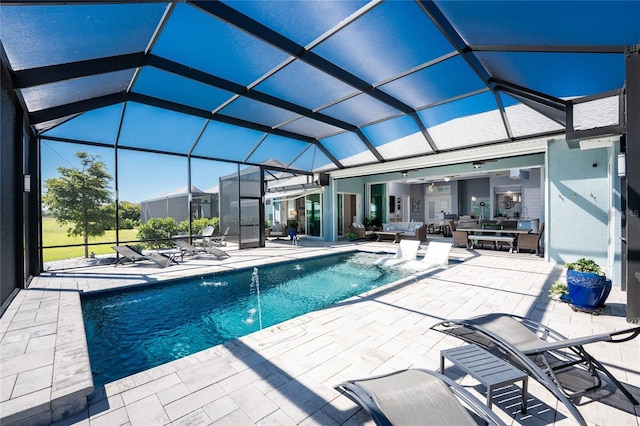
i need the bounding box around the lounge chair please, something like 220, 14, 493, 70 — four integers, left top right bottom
335, 368, 506, 426
173, 239, 230, 260
431, 313, 640, 425
400, 241, 452, 272
209, 226, 230, 246
112, 245, 173, 268
373, 239, 421, 267
193, 225, 216, 246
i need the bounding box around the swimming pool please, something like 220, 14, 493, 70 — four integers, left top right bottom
81, 251, 411, 387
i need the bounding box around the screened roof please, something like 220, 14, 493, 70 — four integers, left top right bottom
2, 1, 638, 174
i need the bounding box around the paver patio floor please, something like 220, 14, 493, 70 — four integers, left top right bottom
1, 240, 639, 425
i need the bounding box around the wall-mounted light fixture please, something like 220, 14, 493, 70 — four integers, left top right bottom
472, 162, 482, 169
618, 153, 626, 177
444, 176, 450, 182
401, 171, 408, 177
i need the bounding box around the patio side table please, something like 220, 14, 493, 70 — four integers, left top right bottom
440, 344, 528, 413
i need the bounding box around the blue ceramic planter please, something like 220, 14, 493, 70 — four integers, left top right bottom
566, 269, 612, 310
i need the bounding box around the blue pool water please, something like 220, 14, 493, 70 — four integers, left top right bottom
81, 251, 410, 387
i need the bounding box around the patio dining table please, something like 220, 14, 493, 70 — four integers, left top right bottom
462, 228, 532, 252
463, 228, 533, 235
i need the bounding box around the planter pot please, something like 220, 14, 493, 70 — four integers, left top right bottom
566, 269, 612, 310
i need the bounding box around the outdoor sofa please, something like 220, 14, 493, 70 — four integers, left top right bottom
381, 221, 427, 241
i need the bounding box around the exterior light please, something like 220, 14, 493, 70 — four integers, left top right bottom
618, 153, 626, 177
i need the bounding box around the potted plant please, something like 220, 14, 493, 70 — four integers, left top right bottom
287, 219, 299, 241
345, 232, 358, 242
549, 280, 570, 303
482, 221, 503, 230
565, 258, 612, 310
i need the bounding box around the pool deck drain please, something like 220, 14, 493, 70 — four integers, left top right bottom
1, 240, 638, 425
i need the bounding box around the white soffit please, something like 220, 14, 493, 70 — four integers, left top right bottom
330, 137, 549, 179
578, 135, 620, 150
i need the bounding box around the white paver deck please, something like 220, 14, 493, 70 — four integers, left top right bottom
1, 239, 639, 425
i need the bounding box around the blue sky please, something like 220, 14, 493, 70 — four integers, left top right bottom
40, 140, 238, 203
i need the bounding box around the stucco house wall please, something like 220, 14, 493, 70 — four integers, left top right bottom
546, 138, 621, 285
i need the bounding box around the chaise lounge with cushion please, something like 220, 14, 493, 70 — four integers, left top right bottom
431, 313, 640, 426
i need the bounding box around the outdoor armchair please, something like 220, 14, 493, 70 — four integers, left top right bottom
349, 223, 375, 239
517, 222, 544, 254
447, 219, 469, 248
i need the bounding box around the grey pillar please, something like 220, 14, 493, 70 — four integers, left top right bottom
625, 43, 640, 324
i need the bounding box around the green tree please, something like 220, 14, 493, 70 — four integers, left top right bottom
137, 217, 177, 249
101, 201, 141, 230
42, 152, 113, 258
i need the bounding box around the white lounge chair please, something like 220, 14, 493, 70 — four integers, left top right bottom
209, 226, 230, 246
193, 225, 216, 246
373, 240, 421, 267
400, 241, 452, 272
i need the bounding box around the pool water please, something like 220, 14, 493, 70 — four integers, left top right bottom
81, 251, 410, 387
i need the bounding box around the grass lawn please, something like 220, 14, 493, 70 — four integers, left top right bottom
42, 217, 138, 262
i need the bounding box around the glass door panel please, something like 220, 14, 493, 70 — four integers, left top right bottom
306, 193, 321, 237
369, 183, 385, 224
240, 198, 260, 248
